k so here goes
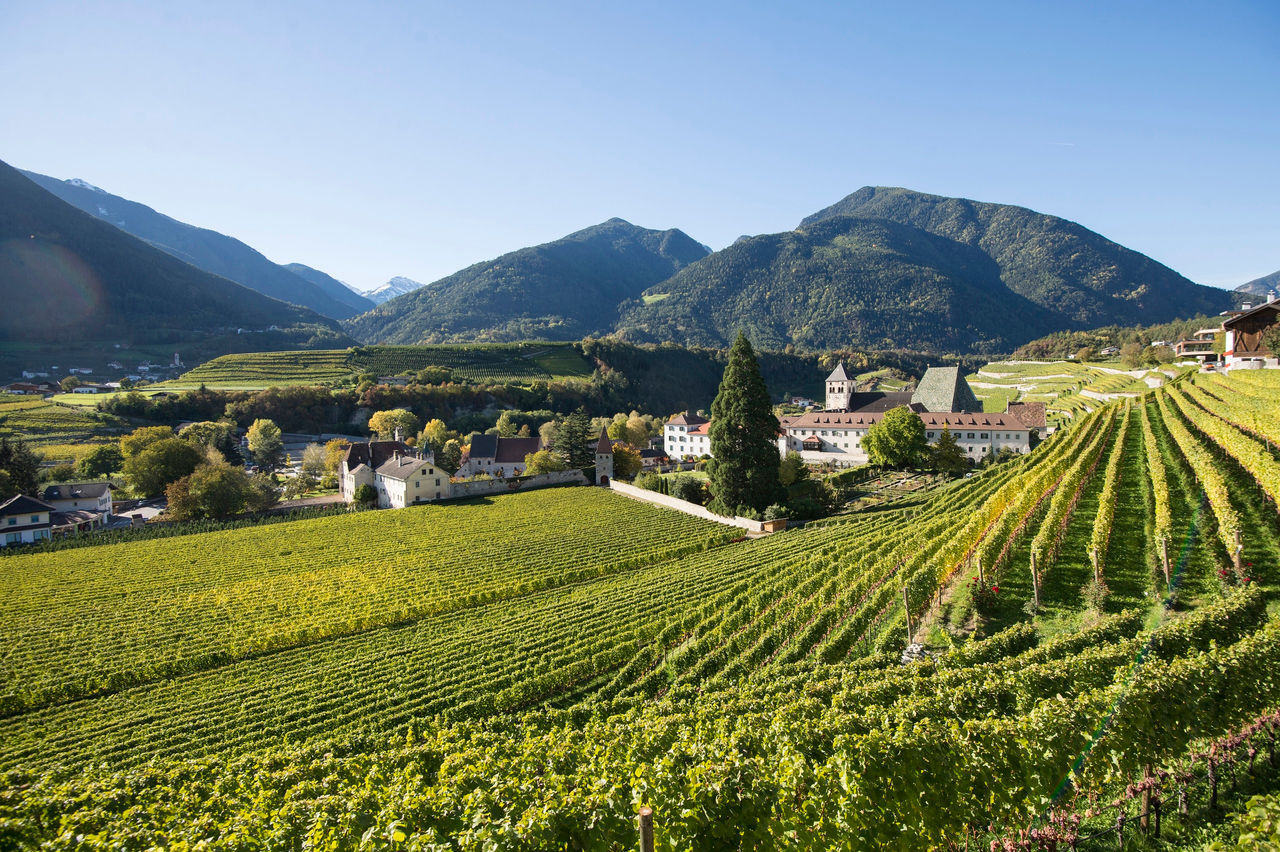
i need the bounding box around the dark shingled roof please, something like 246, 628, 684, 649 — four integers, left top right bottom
839, 391, 915, 413
495, 437, 543, 464
910, 367, 981, 413
344, 440, 412, 470
43, 482, 111, 501
0, 494, 56, 517
596, 428, 612, 455
374, 455, 435, 481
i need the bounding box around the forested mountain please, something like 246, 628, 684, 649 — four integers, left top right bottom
281, 263, 375, 315
21, 169, 372, 320
344, 219, 709, 344
0, 161, 348, 348
617, 187, 1234, 353
1236, 269, 1279, 298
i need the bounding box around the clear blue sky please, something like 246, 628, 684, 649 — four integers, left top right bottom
3, 0, 1277, 293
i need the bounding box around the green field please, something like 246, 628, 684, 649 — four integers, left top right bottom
2, 371, 1280, 848
967, 360, 1186, 427
167, 342, 595, 389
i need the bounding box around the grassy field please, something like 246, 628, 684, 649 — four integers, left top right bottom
967, 360, 1187, 427
2, 371, 1279, 847
165, 342, 595, 389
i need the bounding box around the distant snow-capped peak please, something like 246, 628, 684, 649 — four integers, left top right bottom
66, 178, 105, 193
365, 276, 426, 304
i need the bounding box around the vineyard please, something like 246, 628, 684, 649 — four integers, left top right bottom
1, 370, 1279, 848
966, 360, 1177, 427
169, 343, 596, 388
0, 393, 126, 449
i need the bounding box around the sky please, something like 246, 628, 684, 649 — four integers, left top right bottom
2, 0, 1277, 293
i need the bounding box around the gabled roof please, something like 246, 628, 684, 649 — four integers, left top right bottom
784, 408, 1028, 431
910, 366, 981, 413
1222, 300, 1280, 330
43, 482, 111, 501
840, 391, 914, 413
0, 494, 56, 516
825, 362, 850, 382
344, 440, 412, 470
468, 434, 498, 460
374, 455, 435, 481
494, 436, 543, 464
668, 411, 709, 426
596, 428, 612, 455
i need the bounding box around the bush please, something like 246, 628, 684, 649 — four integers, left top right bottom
762, 503, 790, 521
353, 483, 377, 506
634, 472, 662, 492
668, 475, 707, 506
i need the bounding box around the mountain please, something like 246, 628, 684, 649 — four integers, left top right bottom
1236, 270, 1279, 298
20, 169, 370, 320
615, 187, 1234, 353
0, 160, 348, 349
282, 263, 375, 315
344, 219, 710, 344
365, 276, 425, 305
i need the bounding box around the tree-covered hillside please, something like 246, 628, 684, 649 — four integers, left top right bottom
617, 187, 1234, 353
0, 161, 350, 352
344, 218, 709, 344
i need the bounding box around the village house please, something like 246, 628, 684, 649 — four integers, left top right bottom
663, 412, 711, 459
373, 453, 447, 509
456, 435, 543, 478
42, 482, 113, 533
1222, 295, 1280, 369
1173, 328, 1221, 363
777, 365, 1046, 467
0, 494, 54, 547
339, 439, 414, 501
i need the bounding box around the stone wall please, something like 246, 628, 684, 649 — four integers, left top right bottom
607, 479, 765, 533
446, 469, 587, 500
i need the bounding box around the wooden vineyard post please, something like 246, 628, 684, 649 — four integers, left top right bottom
902, 584, 913, 644
1089, 547, 1099, 583
1160, 536, 1171, 590
1030, 551, 1041, 609
638, 806, 655, 852
976, 555, 984, 586
1233, 530, 1243, 575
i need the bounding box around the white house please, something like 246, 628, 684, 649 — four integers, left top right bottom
0, 495, 54, 547
339, 440, 414, 500
42, 482, 113, 520
663, 412, 711, 459
777, 364, 1046, 467
374, 454, 448, 509
456, 435, 543, 478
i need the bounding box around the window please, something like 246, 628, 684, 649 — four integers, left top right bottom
5, 532, 19, 545
980, 433, 988, 439
6, 518, 13, 526
927, 432, 935, 439
967, 433, 975, 439
30, 516, 38, 523
436, 478, 441, 486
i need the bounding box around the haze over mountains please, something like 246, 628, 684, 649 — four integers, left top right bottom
1236, 270, 1280, 298
0, 160, 348, 351
21, 169, 375, 321
343, 218, 711, 344
2, 160, 1251, 360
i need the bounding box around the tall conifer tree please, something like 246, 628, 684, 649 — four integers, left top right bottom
707, 332, 783, 515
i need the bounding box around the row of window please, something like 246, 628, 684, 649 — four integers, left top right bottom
6, 515, 42, 526
5, 529, 49, 544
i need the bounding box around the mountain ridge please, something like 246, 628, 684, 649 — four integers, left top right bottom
20, 169, 373, 320
343, 218, 710, 344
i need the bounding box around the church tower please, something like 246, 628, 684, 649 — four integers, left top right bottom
594, 427, 614, 484
825, 362, 851, 411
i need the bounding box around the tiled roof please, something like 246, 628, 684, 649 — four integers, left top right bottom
374, 455, 435, 481
839, 391, 914, 413
784, 409, 1028, 431
667, 411, 709, 426
344, 440, 412, 470
595, 428, 612, 455
43, 482, 111, 501
1005, 402, 1047, 429
494, 437, 543, 464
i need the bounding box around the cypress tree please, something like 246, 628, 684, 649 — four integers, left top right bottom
707, 332, 783, 516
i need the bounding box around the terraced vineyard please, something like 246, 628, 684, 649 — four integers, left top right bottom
170, 342, 595, 388
1, 371, 1279, 848
0, 393, 126, 448
966, 360, 1180, 426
